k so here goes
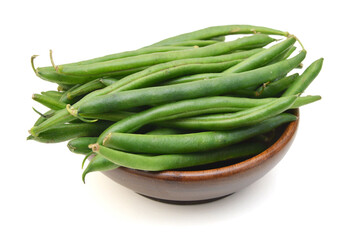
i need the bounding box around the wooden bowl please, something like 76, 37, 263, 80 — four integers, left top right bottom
102, 109, 299, 204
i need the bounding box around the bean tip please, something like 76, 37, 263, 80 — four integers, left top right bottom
31, 55, 40, 76
27, 135, 34, 140
89, 143, 100, 152
82, 152, 93, 169
49, 49, 59, 72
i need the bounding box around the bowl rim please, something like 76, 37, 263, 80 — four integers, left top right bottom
118, 109, 299, 181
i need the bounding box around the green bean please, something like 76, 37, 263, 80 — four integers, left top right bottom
33, 110, 56, 126
282, 58, 324, 96
81, 127, 183, 182
62, 46, 193, 67
145, 127, 185, 135
28, 121, 112, 143
150, 25, 288, 47
90, 141, 266, 171
64, 79, 106, 102
59, 84, 81, 103
158, 95, 297, 131
32, 93, 66, 110
109, 59, 245, 92
231, 89, 257, 98
223, 37, 296, 73
82, 154, 119, 183
82, 111, 135, 121
210, 36, 226, 42
158, 40, 222, 47
77, 51, 306, 115
100, 77, 120, 86
107, 49, 262, 91
57, 34, 275, 76
103, 113, 297, 154
35, 46, 194, 85
67, 137, 98, 155
162, 48, 265, 86
256, 73, 299, 98
165, 38, 296, 86
163, 73, 223, 85
268, 46, 297, 65
57, 83, 76, 92
159, 96, 320, 130
41, 91, 64, 101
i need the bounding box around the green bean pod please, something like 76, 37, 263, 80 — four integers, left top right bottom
41, 91, 64, 101
159, 96, 320, 129
223, 36, 296, 73
81, 127, 183, 182
82, 154, 118, 183
77, 51, 306, 115
67, 137, 98, 155
150, 25, 288, 47
63, 79, 106, 103
256, 73, 299, 98
60, 46, 193, 67
32, 94, 66, 110
28, 121, 112, 143
159, 39, 222, 47
159, 95, 297, 131
103, 113, 297, 154
210, 36, 226, 42
59, 84, 81, 103
162, 72, 223, 85
90, 141, 266, 172
35, 46, 193, 85
268, 46, 297, 65
100, 77, 120, 86
57, 35, 275, 76
104, 49, 262, 92
57, 83, 76, 92
33, 110, 56, 126
145, 127, 185, 135
282, 58, 324, 96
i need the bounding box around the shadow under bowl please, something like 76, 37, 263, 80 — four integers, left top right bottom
102, 109, 299, 204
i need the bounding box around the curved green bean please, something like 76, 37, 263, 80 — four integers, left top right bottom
256, 73, 299, 98
223, 37, 296, 73
82, 154, 118, 183
90, 141, 266, 171
64, 79, 106, 102
28, 121, 112, 143
103, 113, 297, 154
57, 34, 275, 76
157, 95, 297, 131
35, 46, 193, 84
158, 39, 222, 47
100, 77, 120, 86
41, 91, 64, 101
282, 58, 324, 96
32, 93, 66, 110
150, 25, 288, 47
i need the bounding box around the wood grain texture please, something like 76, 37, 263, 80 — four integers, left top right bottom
102, 109, 299, 203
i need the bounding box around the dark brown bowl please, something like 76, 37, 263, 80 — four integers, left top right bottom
102, 109, 299, 204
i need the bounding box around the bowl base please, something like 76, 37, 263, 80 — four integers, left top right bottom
138, 193, 234, 205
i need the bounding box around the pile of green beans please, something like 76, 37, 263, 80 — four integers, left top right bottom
27, 25, 323, 183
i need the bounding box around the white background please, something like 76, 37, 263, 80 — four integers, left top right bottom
1, 0, 351, 239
